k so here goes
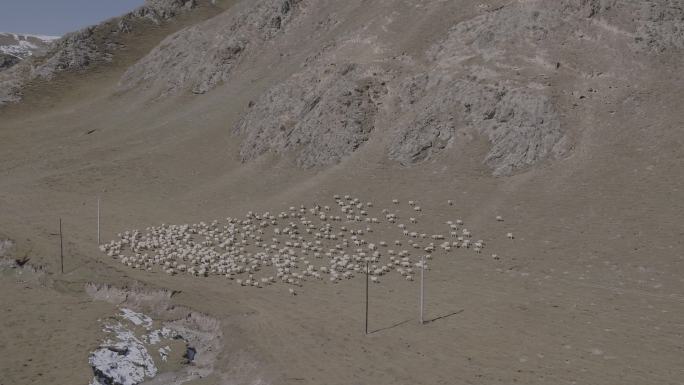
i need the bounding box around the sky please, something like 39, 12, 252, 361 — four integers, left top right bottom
0, 0, 145, 36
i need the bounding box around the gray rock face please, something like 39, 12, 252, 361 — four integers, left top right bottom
31, 27, 114, 80
389, 77, 565, 176
0, 33, 58, 71
119, 0, 302, 96
0, 53, 20, 71
0, 65, 27, 105
238, 0, 571, 174
139, 0, 197, 20
557, 0, 683, 52
235, 62, 389, 167
386, 3, 571, 175
383, 0, 677, 174
34, 0, 198, 80
634, 1, 684, 52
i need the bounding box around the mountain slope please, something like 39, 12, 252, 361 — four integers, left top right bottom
0, 0, 225, 105
0, 33, 58, 71
0, 1, 683, 385
112, 0, 682, 175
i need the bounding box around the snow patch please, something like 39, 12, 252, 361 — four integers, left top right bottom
159, 346, 171, 361
120, 308, 153, 329
0, 32, 59, 59
0, 32, 60, 41
89, 322, 158, 385
89, 308, 178, 385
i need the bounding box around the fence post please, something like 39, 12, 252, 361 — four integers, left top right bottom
97, 196, 100, 246
420, 254, 424, 324
59, 218, 64, 274
365, 260, 369, 335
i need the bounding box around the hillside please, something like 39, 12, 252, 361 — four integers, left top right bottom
0, 0, 229, 106
0, 1, 683, 384
0, 33, 59, 71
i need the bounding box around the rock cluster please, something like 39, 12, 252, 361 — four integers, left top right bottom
119, 0, 303, 96
235, 62, 389, 167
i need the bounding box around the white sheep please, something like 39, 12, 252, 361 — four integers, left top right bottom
107, 195, 471, 291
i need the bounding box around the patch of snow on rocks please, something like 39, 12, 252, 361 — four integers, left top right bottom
89, 308, 177, 385
120, 308, 153, 329
159, 346, 171, 361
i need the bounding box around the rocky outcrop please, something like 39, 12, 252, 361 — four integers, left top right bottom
558, 0, 683, 52
0, 0, 199, 106
0, 53, 20, 71
85, 283, 223, 385
235, 62, 389, 167
0, 33, 58, 71
34, 0, 198, 79
119, 0, 303, 96
385, 3, 572, 175
634, 1, 684, 52
0, 65, 27, 105
236, 0, 570, 174
389, 76, 566, 176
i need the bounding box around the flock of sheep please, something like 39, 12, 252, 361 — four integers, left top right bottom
99, 195, 511, 293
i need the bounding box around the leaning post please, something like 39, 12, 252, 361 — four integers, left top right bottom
59, 218, 64, 274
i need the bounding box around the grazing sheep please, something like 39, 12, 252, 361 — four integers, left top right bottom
104, 193, 505, 295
